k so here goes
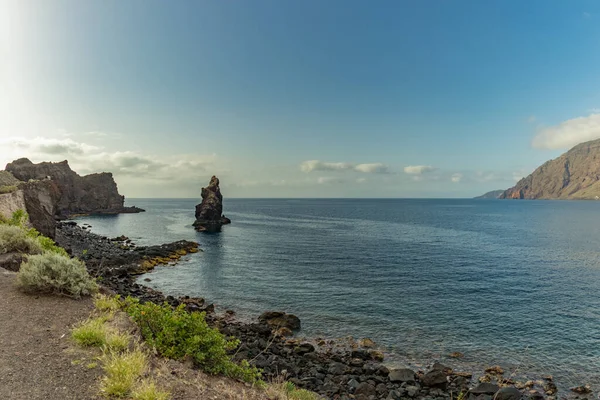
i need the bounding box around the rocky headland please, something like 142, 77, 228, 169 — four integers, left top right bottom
474, 190, 505, 199
501, 138, 600, 199
0, 158, 143, 237
193, 176, 231, 232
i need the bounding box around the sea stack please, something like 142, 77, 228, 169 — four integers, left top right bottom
193, 176, 231, 232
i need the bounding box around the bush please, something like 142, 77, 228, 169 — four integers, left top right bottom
0, 225, 43, 255
123, 298, 262, 384
17, 252, 98, 297
0, 210, 67, 256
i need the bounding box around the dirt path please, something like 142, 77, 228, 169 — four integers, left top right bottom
0, 268, 102, 400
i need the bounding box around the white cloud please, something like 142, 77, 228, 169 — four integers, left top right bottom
0, 136, 220, 185
451, 173, 463, 183
300, 160, 354, 172
532, 113, 600, 149
5, 136, 100, 156
300, 160, 389, 174
354, 163, 388, 174
403, 165, 436, 175
317, 176, 345, 184
356, 177, 367, 183
583, 11, 591, 18
527, 115, 536, 123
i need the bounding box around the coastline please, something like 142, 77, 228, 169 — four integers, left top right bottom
54, 221, 590, 399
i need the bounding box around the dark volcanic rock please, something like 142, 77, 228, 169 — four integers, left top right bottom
192, 176, 231, 232
0, 252, 25, 272
5, 158, 144, 218
19, 179, 60, 238
389, 368, 416, 383
258, 311, 301, 331
470, 382, 500, 395
494, 386, 523, 400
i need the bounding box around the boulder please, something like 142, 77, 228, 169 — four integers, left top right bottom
258, 311, 301, 331
192, 176, 231, 232
0, 252, 25, 272
494, 386, 523, 400
571, 385, 592, 394
470, 383, 500, 395
422, 369, 447, 388
388, 368, 415, 383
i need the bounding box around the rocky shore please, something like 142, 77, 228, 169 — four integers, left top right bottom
54, 222, 592, 400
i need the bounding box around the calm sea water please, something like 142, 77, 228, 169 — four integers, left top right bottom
75, 199, 600, 391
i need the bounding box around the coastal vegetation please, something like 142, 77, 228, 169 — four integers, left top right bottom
123, 297, 263, 385
0, 209, 97, 297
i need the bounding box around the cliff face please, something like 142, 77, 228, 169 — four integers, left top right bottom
0, 178, 59, 238
5, 158, 143, 217
500, 139, 600, 199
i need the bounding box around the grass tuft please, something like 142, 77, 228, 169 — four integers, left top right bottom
94, 294, 122, 313
100, 349, 148, 398
131, 379, 171, 400
72, 317, 108, 347
267, 378, 322, 400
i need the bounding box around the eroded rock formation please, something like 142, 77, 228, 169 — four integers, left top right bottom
193, 176, 231, 232
5, 158, 143, 217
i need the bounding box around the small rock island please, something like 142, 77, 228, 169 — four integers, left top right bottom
193, 176, 231, 232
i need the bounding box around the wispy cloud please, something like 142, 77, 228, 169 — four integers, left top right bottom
527, 115, 536, 123
403, 165, 436, 175
0, 136, 220, 184
531, 113, 600, 149
300, 160, 389, 174
317, 176, 345, 184
583, 11, 592, 18
451, 173, 463, 183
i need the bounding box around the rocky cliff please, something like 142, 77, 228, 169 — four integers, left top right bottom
5, 158, 143, 217
193, 176, 231, 232
0, 178, 59, 238
501, 138, 600, 199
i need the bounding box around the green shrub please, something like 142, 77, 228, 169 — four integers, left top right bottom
0, 209, 67, 256
17, 252, 98, 297
0, 225, 43, 255
0, 185, 18, 194
123, 298, 262, 384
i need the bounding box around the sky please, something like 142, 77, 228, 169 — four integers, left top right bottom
3, 0, 600, 198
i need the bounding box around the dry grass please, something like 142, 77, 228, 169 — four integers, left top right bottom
266, 376, 321, 400
131, 379, 171, 400
100, 349, 148, 397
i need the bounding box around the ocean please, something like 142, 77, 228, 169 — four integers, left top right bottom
74, 198, 600, 391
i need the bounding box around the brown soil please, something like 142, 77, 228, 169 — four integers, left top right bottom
0, 268, 102, 400
0, 267, 275, 400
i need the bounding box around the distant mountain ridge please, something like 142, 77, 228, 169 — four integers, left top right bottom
501, 138, 600, 199
474, 190, 505, 199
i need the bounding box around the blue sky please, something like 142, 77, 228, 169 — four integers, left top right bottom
3, 0, 600, 197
